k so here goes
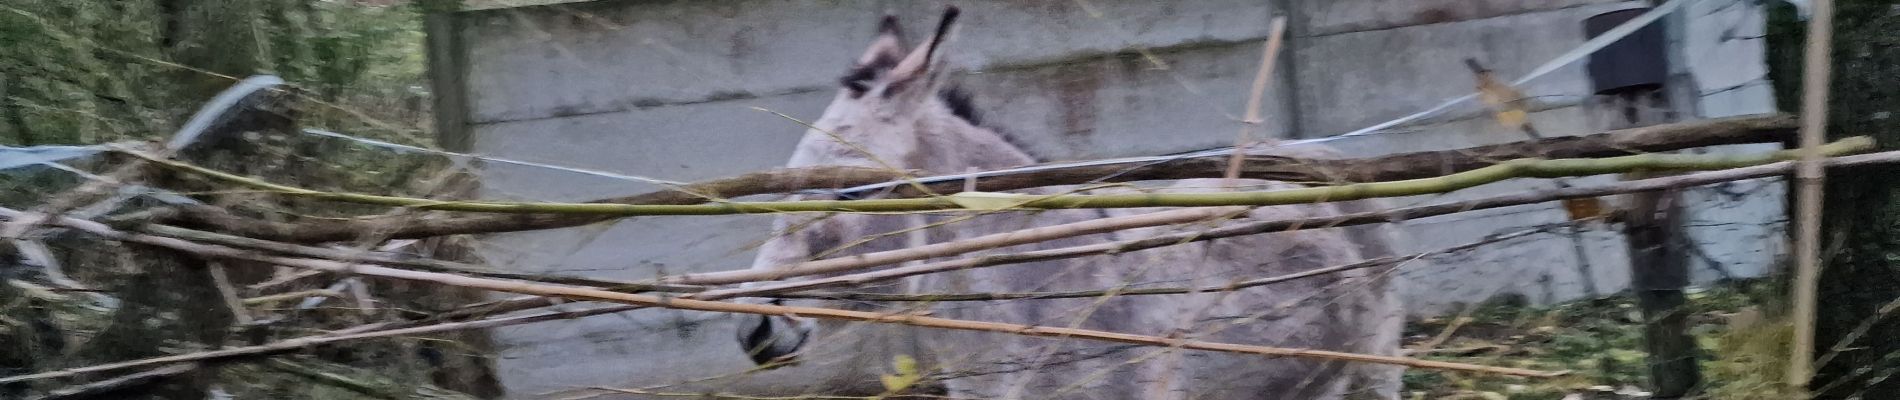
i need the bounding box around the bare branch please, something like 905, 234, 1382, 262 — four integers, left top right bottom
243, 289, 344, 306
168, 114, 1800, 242
777, 224, 1561, 302
0, 304, 627, 387
205, 261, 253, 325
330, 149, 1900, 338
664, 207, 1248, 285
0, 208, 1564, 380
172, 165, 912, 242
136, 223, 703, 293
697, 148, 1893, 299
140, 136, 1870, 217
37, 363, 201, 400
1223, 16, 1287, 186
25, 150, 1900, 386
881, 113, 1800, 195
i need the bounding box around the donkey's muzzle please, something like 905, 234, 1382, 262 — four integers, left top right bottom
736, 312, 812, 367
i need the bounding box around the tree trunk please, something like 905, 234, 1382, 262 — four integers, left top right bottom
1766, 0, 1900, 398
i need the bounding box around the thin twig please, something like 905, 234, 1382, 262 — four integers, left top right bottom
168, 114, 1802, 242
664, 207, 1244, 285
1223, 17, 1286, 186
244, 289, 345, 306
779, 225, 1555, 302
704, 148, 1878, 299
0, 208, 1564, 380
132, 137, 1873, 216
136, 223, 702, 293
1414, 304, 1479, 353
260, 359, 403, 400
342, 149, 1900, 332
248, 269, 328, 292
37, 362, 200, 400
344, 277, 376, 316
206, 261, 254, 325
175, 165, 912, 242
23, 152, 1900, 385
0, 303, 632, 386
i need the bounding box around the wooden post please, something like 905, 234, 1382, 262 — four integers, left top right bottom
1593, 88, 1702, 398
1583, 3, 1704, 396
1625, 170, 1701, 399
422, 0, 473, 153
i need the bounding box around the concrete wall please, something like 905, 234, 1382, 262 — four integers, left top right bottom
438, 0, 1782, 397
1287, 0, 1785, 314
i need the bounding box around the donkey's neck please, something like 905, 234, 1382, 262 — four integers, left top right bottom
913, 113, 1037, 173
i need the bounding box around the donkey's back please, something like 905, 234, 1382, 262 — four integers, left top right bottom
906, 174, 1403, 399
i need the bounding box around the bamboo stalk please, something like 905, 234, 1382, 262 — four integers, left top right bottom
0, 207, 1563, 380
778, 224, 1561, 302
37, 362, 201, 400
173, 114, 1804, 242
139, 223, 703, 293
0, 303, 629, 386
342, 149, 1900, 333
26, 151, 1900, 388
134, 137, 1874, 217
710, 223, 1561, 300
145, 206, 1241, 291
665, 207, 1244, 285
1789, 0, 1837, 390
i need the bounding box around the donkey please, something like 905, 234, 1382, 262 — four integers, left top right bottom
733, 8, 1405, 399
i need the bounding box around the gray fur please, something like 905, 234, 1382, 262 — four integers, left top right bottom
735, 9, 1404, 399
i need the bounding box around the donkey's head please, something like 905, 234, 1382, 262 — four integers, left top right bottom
735, 7, 980, 370
788, 7, 987, 169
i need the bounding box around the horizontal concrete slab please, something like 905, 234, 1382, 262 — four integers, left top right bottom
459, 0, 1282, 124
1291, 3, 1638, 136
1297, 0, 1630, 37
960, 40, 1295, 161
470, 90, 827, 201
1683, 0, 1770, 92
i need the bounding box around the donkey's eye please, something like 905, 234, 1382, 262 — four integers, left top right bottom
843, 79, 871, 93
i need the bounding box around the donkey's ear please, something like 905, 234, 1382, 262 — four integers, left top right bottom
889, 7, 960, 82
855, 15, 909, 68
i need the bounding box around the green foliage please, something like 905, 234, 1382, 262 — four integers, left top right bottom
0, 1, 171, 145
1, 0, 449, 216
0, 0, 432, 148
1766, 0, 1900, 398
1703, 318, 1798, 400
213, 358, 483, 400
0, 2, 494, 398
1401, 281, 1790, 399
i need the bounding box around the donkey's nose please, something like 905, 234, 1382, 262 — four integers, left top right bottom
736, 313, 812, 367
